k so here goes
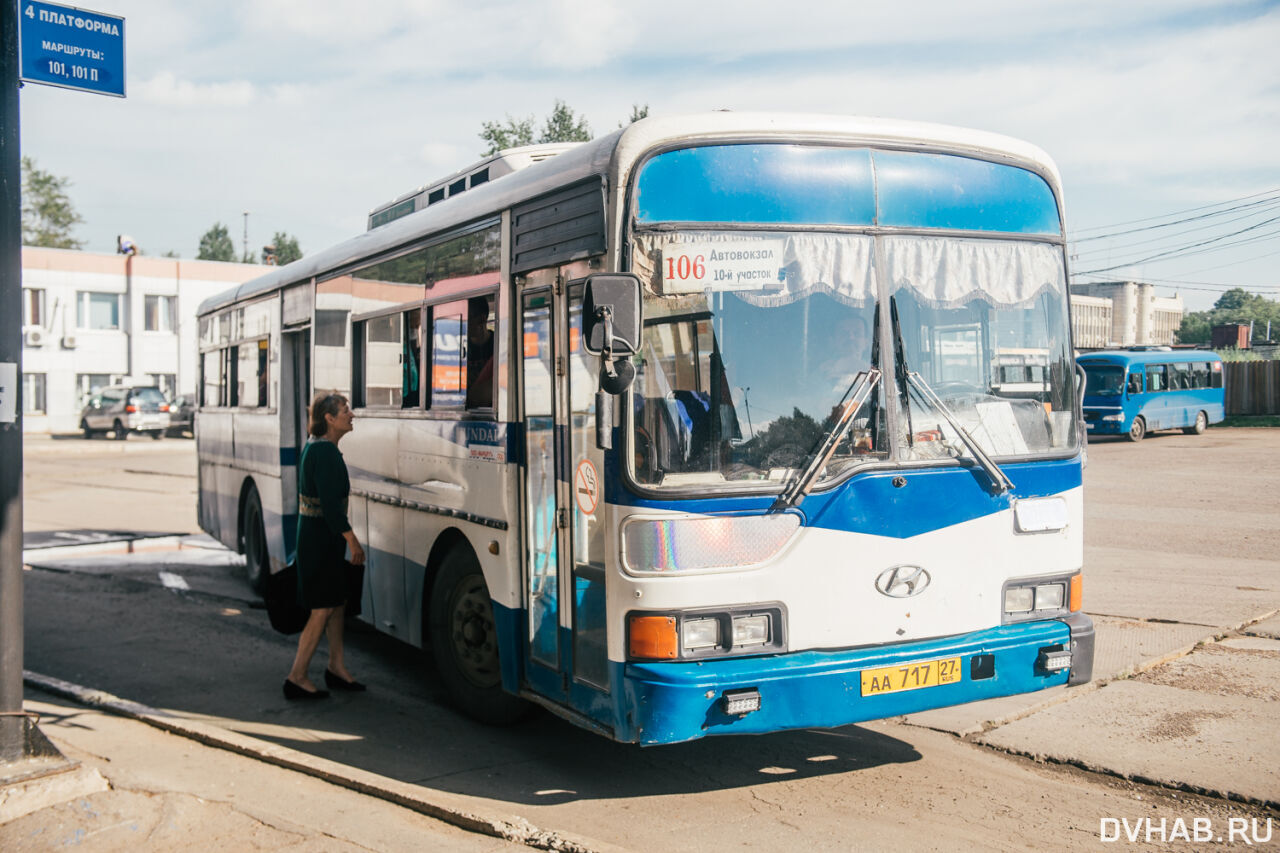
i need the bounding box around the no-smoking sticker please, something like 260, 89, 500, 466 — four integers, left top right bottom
574, 459, 599, 516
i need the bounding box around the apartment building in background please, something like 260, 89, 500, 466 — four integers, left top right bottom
19, 246, 268, 433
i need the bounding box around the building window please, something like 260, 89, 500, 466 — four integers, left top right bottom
23, 373, 46, 414
149, 373, 177, 400
22, 288, 46, 328
144, 294, 176, 332
77, 291, 122, 330
77, 373, 115, 406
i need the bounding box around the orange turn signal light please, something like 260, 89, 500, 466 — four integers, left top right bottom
1069, 574, 1083, 612
629, 615, 678, 660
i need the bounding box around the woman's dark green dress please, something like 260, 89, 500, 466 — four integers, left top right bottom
296, 438, 351, 609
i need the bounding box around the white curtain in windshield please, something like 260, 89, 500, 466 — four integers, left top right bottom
882, 236, 1065, 309
634, 231, 876, 308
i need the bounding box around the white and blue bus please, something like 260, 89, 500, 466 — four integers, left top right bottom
1078, 348, 1225, 441
196, 113, 1093, 745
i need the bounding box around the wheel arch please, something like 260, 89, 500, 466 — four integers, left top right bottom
420, 526, 477, 646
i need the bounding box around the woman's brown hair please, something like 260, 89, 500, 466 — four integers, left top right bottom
308, 392, 348, 437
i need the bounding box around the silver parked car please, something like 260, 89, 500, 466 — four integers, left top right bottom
80, 385, 172, 440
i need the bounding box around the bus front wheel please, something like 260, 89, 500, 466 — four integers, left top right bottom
1127, 417, 1146, 442
1183, 411, 1208, 435
429, 548, 530, 726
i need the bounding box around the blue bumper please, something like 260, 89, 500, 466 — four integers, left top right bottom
617, 620, 1075, 745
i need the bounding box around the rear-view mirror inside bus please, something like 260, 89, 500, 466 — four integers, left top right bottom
581, 274, 641, 357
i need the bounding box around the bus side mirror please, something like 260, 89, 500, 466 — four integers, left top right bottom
580, 274, 641, 449
582, 274, 641, 358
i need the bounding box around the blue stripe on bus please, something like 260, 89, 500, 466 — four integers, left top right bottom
607, 455, 1081, 540
279, 446, 298, 466
613, 619, 1071, 745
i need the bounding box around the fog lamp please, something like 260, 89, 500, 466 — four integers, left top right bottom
1034, 583, 1065, 611
682, 618, 720, 651
1038, 644, 1072, 672
722, 687, 761, 716
1004, 587, 1034, 613
732, 615, 770, 647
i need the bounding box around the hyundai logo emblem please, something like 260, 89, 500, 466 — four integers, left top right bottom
875, 565, 931, 598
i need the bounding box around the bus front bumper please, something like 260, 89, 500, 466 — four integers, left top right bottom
618, 616, 1093, 745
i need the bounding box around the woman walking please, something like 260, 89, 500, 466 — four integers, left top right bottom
284, 392, 367, 699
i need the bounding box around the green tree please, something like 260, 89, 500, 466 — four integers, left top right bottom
539, 99, 592, 144
479, 115, 536, 156
620, 103, 650, 127
479, 99, 595, 156
20, 157, 84, 249
268, 232, 302, 265
1176, 290, 1280, 345
197, 222, 236, 261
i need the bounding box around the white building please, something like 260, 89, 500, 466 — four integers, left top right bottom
19, 247, 268, 433
1069, 281, 1185, 348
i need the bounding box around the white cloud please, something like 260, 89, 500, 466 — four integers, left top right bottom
135, 71, 257, 107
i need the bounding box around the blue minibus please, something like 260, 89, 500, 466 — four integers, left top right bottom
1078, 349, 1224, 442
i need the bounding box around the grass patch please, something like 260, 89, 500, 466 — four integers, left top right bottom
1213, 415, 1280, 428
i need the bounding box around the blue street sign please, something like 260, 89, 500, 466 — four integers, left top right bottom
17, 1, 126, 98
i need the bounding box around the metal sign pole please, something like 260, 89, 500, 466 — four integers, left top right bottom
1, 0, 28, 764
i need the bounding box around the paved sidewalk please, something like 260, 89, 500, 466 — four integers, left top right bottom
0, 689, 547, 853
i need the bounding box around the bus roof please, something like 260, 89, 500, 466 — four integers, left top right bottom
1077, 349, 1222, 367
198, 112, 1066, 317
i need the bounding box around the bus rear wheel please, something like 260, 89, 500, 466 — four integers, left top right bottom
241, 487, 269, 595
429, 547, 530, 726
1127, 417, 1146, 442
1183, 411, 1208, 435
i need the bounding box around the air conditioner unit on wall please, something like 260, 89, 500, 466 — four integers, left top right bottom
61, 335, 77, 349
23, 326, 47, 347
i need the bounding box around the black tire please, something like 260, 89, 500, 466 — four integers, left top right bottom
113, 419, 128, 440
80, 419, 95, 439
429, 548, 530, 725
150, 430, 163, 440
1127, 416, 1146, 442
241, 487, 269, 595
1183, 411, 1208, 435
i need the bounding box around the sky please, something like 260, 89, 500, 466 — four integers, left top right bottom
17, 0, 1280, 312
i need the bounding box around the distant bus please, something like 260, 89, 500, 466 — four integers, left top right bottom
1078, 349, 1224, 441
196, 113, 1093, 745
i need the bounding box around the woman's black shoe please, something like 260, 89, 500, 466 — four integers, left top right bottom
283, 678, 329, 700
324, 669, 367, 692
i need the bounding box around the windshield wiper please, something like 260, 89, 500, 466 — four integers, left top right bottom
906, 372, 1014, 494
774, 368, 881, 510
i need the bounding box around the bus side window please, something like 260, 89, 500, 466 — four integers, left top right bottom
465, 295, 495, 411
1145, 365, 1167, 392
1127, 372, 1143, 395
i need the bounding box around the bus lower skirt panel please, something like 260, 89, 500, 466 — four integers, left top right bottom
616, 620, 1072, 746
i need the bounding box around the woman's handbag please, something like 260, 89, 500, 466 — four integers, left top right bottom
265, 564, 309, 635
344, 559, 364, 617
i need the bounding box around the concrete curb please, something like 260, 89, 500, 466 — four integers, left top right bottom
23, 671, 618, 853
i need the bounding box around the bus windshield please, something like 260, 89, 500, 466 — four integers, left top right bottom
1081, 364, 1124, 396
629, 230, 1076, 489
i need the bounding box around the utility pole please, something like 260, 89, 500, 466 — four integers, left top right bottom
242, 211, 249, 263
1, 0, 28, 764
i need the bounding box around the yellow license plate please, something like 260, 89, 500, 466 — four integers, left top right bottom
861, 657, 963, 696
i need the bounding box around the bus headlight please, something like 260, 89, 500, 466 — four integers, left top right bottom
682, 618, 721, 651
1002, 573, 1080, 622
628, 605, 786, 661
622, 513, 800, 576
1100, 414, 1123, 422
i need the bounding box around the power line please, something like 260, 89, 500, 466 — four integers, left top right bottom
1069, 198, 1280, 257
1068, 187, 1280, 236
1074, 215, 1280, 274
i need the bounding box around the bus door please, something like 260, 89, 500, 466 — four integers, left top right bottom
519, 272, 610, 704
